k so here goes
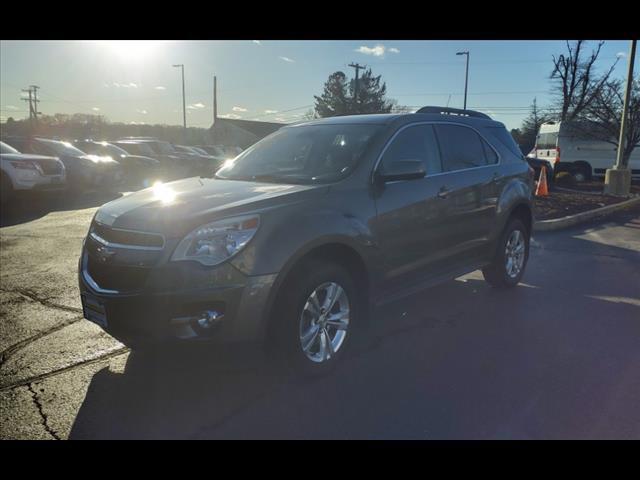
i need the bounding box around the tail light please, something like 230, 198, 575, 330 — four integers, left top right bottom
554, 147, 561, 164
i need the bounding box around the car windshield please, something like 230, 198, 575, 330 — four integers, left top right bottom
215, 124, 382, 184
91, 143, 129, 158
152, 142, 176, 155
0, 141, 19, 154
37, 139, 86, 156
119, 142, 155, 156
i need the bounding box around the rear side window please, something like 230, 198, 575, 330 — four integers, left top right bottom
435, 124, 488, 171
486, 126, 522, 159
380, 124, 442, 175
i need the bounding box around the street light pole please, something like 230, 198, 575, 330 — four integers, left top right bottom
173, 64, 186, 140
456, 51, 469, 110
604, 39, 637, 196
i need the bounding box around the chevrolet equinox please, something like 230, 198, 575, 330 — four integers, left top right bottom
79, 107, 533, 375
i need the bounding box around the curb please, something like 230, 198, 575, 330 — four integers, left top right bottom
533, 195, 640, 232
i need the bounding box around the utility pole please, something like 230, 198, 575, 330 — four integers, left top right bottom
173, 64, 187, 141
30, 85, 41, 123
605, 39, 636, 196
21, 87, 34, 130
213, 75, 218, 125
456, 51, 470, 110
348, 62, 366, 110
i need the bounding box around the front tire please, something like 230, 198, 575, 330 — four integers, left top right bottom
482, 218, 530, 288
271, 260, 358, 376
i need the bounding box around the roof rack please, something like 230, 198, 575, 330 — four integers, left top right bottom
416, 106, 491, 120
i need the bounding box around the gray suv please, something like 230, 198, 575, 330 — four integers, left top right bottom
79, 107, 533, 374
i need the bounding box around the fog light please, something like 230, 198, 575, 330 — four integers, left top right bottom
196, 310, 223, 329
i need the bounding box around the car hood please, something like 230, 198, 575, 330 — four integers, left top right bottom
94, 176, 327, 235
1, 153, 60, 162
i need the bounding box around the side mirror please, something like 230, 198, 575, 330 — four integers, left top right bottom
377, 160, 426, 182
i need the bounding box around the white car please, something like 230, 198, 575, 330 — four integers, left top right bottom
1, 141, 66, 203
533, 121, 640, 182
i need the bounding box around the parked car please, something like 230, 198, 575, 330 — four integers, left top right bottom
533, 120, 640, 182
2, 136, 123, 192
117, 138, 205, 177
172, 144, 226, 172
74, 140, 163, 187
1, 141, 66, 203
194, 145, 228, 158
79, 107, 533, 375
112, 140, 189, 180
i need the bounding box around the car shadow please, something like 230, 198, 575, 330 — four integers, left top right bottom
0, 190, 126, 227
68, 253, 640, 439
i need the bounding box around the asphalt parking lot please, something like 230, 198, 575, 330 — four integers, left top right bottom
1, 192, 639, 439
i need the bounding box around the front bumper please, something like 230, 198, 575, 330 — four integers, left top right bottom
11, 171, 66, 191
78, 249, 277, 347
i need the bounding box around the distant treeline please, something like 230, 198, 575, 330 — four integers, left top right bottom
0, 113, 213, 145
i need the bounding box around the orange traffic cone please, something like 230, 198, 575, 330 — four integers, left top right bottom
535, 165, 549, 197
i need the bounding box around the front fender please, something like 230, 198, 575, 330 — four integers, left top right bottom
230, 205, 376, 277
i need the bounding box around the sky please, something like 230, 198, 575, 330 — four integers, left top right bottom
0, 40, 636, 130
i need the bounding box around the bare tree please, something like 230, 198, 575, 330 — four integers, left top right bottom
578, 78, 640, 168
550, 40, 619, 121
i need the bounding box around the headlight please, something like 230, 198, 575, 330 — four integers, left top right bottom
171, 215, 260, 266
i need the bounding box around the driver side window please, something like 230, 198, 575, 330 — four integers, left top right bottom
380, 124, 442, 176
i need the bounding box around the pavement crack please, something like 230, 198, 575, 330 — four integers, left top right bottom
0, 287, 82, 314
27, 382, 61, 440
0, 316, 84, 367
0, 346, 130, 393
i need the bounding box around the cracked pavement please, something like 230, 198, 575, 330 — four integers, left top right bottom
1, 193, 639, 439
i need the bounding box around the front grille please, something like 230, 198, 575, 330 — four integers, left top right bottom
92, 222, 164, 248
36, 159, 63, 175
87, 254, 150, 292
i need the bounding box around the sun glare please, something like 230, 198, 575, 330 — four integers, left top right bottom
98, 41, 162, 62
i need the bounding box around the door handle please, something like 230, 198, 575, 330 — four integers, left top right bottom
437, 187, 450, 199
492, 173, 503, 183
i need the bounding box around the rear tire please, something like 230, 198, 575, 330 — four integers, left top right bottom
482, 218, 530, 289
571, 163, 592, 183
270, 259, 359, 377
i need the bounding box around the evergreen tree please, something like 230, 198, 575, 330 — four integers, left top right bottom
314, 68, 394, 117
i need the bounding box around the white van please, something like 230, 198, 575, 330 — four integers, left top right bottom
532, 121, 640, 182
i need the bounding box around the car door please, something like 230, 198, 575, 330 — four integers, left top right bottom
372, 123, 452, 292
433, 123, 498, 263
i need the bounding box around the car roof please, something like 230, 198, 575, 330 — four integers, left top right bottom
285, 111, 503, 129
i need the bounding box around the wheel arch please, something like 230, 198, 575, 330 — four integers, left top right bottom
261, 239, 372, 341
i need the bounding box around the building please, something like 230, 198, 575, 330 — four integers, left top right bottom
209, 117, 284, 149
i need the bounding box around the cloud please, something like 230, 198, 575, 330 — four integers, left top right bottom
274, 117, 287, 122
388, 47, 400, 54
253, 40, 261, 45
278, 56, 295, 63
356, 44, 386, 57
219, 113, 242, 119
92, 107, 101, 112
232, 106, 248, 112
616, 52, 626, 58
136, 109, 148, 114
264, 109, 278, 114
186, 102, 206, 110
154, 86, 166, 90
4, 105, 19, 111
112, 82, 139, 88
